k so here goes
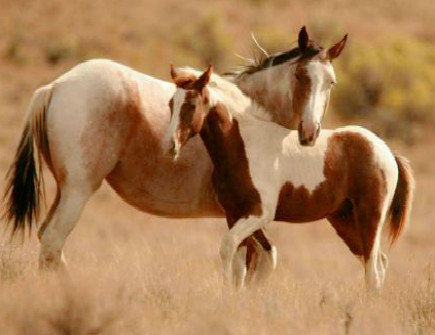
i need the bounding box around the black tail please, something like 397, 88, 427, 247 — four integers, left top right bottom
3, 123, 42, 235
2, 85, 52, 237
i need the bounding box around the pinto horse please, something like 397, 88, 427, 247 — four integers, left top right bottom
3, 27, 347, 282
167, 66, 414, 291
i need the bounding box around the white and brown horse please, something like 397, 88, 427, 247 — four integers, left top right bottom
167, 66, 414, 291
3, 27, 347, 282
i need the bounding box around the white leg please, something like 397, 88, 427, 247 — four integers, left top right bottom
39, 185, 93, 270
246, 243, 277, 286
232, 246, 247, 289
239, 233, 278, 287
365, 250, 388, 293
364, 252, 380, 293
220, 214, 272, 285
255, 244, 277, 282
364, 213, 388, 293
377, 251, 388, 287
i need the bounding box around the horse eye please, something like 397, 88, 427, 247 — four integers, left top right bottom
295, 73, 301, 81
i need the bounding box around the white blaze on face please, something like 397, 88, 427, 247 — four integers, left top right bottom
302, 61, 336, 133
165, 89, 186, 151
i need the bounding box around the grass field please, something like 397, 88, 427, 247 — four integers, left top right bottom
0, 0, 434, 334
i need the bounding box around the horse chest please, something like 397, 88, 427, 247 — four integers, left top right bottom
201, 113, 263, 222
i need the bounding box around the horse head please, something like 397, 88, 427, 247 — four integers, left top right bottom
166, 65, 213, 159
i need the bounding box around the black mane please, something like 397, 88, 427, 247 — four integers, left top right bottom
227, 42, 323, 77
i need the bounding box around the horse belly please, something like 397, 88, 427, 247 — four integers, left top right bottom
106, 131, 223, 218
274, 181, 344, 223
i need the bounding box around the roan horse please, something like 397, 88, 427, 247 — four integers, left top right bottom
3, 27, 347, 283
167, 65, 414, 291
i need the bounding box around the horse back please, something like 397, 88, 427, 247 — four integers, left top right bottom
275, 127, 397, 222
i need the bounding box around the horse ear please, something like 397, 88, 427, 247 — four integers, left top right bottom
194, 65, 213, 92
170, 64, 178, 81
298, 26, 309, 54
327, 34, 348, 60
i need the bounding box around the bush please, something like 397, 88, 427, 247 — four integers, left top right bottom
332, 36, 435, 143
332, 38, 435, 141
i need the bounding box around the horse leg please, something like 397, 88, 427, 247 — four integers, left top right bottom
353, 199, 389, 293
378, 251, 389, 287
38, 183, 94, 270
327, 199, 363, 260
234, 233, 276, 288
227, 213, 276, 287
220, 213, 272, 285
232, 243, 248, 288
245, 229, 277, 285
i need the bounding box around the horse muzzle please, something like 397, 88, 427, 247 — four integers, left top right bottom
298, 121, 321, 147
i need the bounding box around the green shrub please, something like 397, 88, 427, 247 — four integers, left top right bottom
332, 36, 435, 142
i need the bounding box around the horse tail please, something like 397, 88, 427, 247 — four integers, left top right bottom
387, 154, 415, 244
2, 85, 54, 236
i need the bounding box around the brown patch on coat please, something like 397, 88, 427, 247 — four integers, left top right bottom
387, 154, 415, 244
176, 90, 205, 146
248, 87, 300, 129
200, 102, 262, 224
292, 62, 312, 121
327, 199, 362, 256
198, 102, 270, 272
275, 131, 388, 260
168, 98, 174, 116
103, 87, 221, 217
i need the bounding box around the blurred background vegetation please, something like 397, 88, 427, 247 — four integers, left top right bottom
0, 0, 434, 144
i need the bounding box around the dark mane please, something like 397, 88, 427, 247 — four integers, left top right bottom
226, 41, 323, 77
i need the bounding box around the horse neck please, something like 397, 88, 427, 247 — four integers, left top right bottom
199, 101, 248, 175
233, 64, 299, 129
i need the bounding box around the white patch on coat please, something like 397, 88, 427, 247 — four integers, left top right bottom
302, 61, 336, 131
238, 119, 330, 196
165, 89, 186, 148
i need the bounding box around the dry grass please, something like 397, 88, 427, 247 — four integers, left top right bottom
0, 0, 434, 333
0, 149, 433, 334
